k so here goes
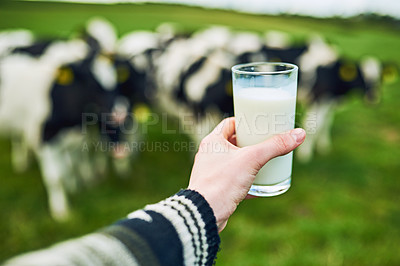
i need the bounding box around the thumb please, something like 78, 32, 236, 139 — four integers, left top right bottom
247, 128, 306, 170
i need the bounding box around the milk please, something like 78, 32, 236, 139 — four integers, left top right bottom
234, 87, 296, 185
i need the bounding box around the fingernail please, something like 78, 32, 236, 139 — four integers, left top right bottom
291, 128, 306, 143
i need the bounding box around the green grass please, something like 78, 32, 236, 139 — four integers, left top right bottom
1, 1, 400, 265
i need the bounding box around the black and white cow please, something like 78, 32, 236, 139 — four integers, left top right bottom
296, 56, 383, 162
0, 18, 133, 221
41, 49, 123, 220
0, 38, 91, 168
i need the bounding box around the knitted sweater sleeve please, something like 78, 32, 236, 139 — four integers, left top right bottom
3, 189, 221, 266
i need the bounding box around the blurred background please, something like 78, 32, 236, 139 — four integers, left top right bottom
1, 0, 400, 265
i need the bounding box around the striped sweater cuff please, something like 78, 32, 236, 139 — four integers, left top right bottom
105, 189, 220, 266
175, 189, 220, 265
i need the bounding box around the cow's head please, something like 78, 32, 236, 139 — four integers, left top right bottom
328, 58, 383, 104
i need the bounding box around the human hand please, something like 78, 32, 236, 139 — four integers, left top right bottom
188, 117, 306, 232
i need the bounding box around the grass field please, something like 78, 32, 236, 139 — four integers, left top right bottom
1, 1, 400, 265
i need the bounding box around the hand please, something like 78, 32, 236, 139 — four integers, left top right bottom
188, 117, 306, 232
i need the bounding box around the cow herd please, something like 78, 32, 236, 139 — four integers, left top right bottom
0, 18, 394, 221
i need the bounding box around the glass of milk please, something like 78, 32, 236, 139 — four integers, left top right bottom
232, 62, 298, 197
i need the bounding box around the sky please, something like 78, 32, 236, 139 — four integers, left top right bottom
41, 0, 400, 19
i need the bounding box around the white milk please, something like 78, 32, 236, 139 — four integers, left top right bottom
234, 87, 296, 185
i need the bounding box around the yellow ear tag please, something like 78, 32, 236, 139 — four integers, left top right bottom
382, 65, 398, 84
339, 63, 357, 82
56, 66, 74, 86
117, 65, 130, 84
225, 80, 233, 96
133, 103, 151, 123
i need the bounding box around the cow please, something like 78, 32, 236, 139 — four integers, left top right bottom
39, 50, 120, 221
296, 56, 383, 162
0, 39, 90, 170
0, 18, 134, 221
0, 39, 91, 220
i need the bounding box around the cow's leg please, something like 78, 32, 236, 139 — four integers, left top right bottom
93, 141, 108, 178
316, 101, 336, 155
74, 145, 97, 187
11, 114, 44, 172
112, 145, 132, 178
111, 116, 142, 178
62, 147, 81, 192
296, 100, 335, 163
296, 104, 319, 163
38, 143, 70, 222
61, 131, 96, 189
11, 136, 30, 173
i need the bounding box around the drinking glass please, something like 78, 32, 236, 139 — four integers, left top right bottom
232, 62, 298, 197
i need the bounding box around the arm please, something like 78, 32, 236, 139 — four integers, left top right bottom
4, 190, 219, 266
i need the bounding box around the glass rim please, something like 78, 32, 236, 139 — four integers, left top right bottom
231, 62, 298, 75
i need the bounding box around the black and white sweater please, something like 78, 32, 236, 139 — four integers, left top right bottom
4, 190, 221, 266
